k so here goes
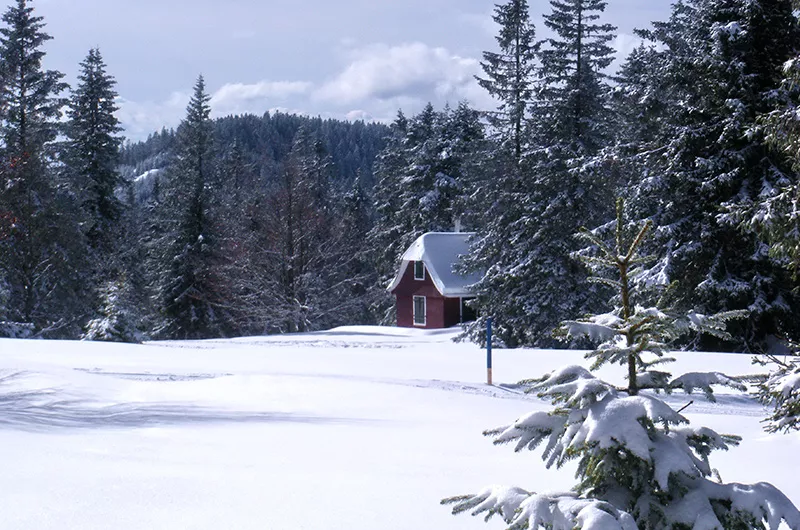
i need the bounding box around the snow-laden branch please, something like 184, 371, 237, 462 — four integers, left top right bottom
469, 365, 799, 529
670, 372, 747, 402
759, 361, 800, 432
443, 486, 638, 530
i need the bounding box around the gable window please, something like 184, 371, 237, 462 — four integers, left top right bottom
414, 260, 425, 280
413, 296, 426, 326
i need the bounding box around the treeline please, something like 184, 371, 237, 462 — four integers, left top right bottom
0, 0, 388, 340
2, 0, 800, 351
121, 112, 386, 191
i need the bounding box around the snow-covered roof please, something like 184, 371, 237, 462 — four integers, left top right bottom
387, 232, 482, 297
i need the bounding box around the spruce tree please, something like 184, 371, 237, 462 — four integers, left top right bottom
64, 48, 130, 339
757, 347, 800, 433
477, 0, 537, 162
747, 25, 800, 433
0, 0, 84, 335
368, 103, 484, 293
154, 76, 229, 339
538, 0, 616, 154
620, 0, 800, 349
65, 47, 124, 260
464, 0, 617, 347
444, 199, 799, 530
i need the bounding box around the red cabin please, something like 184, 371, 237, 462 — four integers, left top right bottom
387, 232, 481, 328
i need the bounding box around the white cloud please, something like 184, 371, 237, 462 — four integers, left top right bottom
457, 11, 498, 37
114, 43, 498, 141
314, 42, 481, 106
612, 33, 644, 67
116, 91, 190, 140
210, 80, 313, 116
344, 109, 374, 121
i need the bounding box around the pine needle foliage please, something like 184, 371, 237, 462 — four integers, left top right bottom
444, 199, 797, 530
559, 198, 748, 395
476, 0, 538, 162
757, 354, 800, 434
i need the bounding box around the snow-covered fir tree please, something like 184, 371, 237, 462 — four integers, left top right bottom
620, 0, 800, 349
444, 199, 800, 530
64, 47, 124, 260
64, 47, 129, 339
0, 0, 87, 336
463, 0, 617, 347
748, 38, 800, 435
476, 0, 538, 162
756, 344, 800, 434
82, 276, 141, 343
368, 103, 484, 298
153, 76, 230, 339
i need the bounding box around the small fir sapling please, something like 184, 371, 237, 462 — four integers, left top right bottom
755, 339, 800, 434
82, 278, 141, 343
443, 199, 800, 530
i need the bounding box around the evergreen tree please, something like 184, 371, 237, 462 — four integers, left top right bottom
477, 0, 538, 162
373, 103, 483, 260
538, 0, 616, 154
747, 20, 800, 433
65, 47, 124, 259
444, 199, 799, 530
368, 103, 485, 322
64, 48, 129, 340
0, 0, 84, 335
82, 276, 141, 343
154, 76, 229, 339
621, 0, 800, 349
757, 346, 800, 433
464, 0, 617, 347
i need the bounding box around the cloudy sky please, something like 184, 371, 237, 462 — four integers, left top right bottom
34, 0, 673, 141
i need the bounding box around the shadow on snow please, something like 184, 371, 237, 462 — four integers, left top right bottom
0, 371, 373, 432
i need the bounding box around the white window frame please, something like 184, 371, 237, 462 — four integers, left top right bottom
413, 295, 427, 326
414, 261, 426, 281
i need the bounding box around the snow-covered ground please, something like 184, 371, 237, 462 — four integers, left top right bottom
0, 326, 797, 529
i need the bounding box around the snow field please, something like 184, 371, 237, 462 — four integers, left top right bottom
0, 327, 797, 529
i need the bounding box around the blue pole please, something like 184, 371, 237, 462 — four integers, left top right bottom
486, 317, 493, 385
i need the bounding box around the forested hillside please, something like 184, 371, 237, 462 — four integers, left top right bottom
120, 112, 388, 199
115, 91, 390, 339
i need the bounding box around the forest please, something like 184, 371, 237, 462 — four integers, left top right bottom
0, 0, 799, 355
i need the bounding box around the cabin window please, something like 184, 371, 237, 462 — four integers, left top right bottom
413, 296, 426, 326
414, 261, 425, 280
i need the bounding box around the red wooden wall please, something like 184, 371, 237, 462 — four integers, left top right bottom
391, 261, 462, 329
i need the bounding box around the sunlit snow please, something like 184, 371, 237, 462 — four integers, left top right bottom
0, 326, 797, 529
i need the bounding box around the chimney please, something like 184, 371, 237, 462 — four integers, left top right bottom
454, 218, 462, 233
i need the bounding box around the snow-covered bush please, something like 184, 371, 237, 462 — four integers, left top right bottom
443, 199, 800, 530
83, 279, 141, 343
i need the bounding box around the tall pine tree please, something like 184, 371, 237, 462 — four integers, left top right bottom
154, 76, 229, 339
63, 48, 135, 340
476, 0, 537, 162
465, 0, 617, 346
0, 0, 84, 335
621, 0, 800, 349
65, 47, 124, 260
